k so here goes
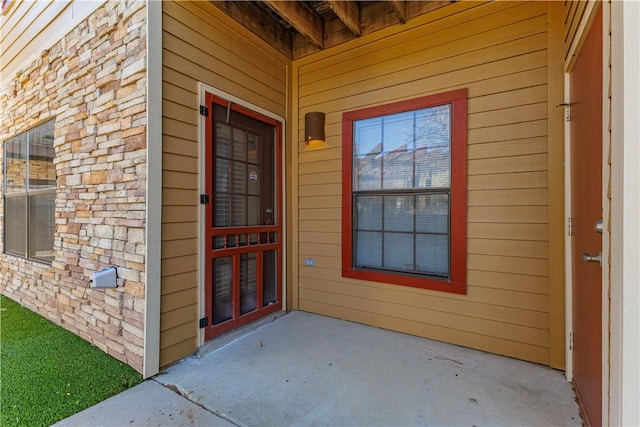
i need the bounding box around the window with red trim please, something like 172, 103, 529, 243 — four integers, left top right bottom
342, 89, 467, 294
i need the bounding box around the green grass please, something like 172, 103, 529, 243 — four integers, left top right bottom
0, 295, 142, 426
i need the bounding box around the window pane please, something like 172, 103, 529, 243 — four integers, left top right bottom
383, 112, 414, 152
216, 123, 232, 158
384, 195, 413, 232
247, 133, 259, 164
415, 150, 450, 189
416, 194, 449, 233
28, 192, 55, 262
247, 166, 259, 195
28, 120, 55, 190
5, 196, 26, 256
355, 117, 382, 156
415, 105, 451, 188
383, 232, 413, 271
354, 118, 382, 190
5, 134, 27, 193
215, 194, 230, 227
354, 155, 381, 190
354, 105, 452, 192
232, 161, 246, 193
416, 234, 448, 277
354, 191, 451, 278
231, 195, 246, 226
382, 112, 414, 190
233, 128, 247, 160
382, 149, 413, 189
355, 231, 382, 268
247, 196, 260, 226
216, 158, 231, 192
355, 195, 382, 230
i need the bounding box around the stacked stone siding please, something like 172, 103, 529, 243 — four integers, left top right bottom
0, 1, 147, 372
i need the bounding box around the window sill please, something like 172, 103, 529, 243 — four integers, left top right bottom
2, 252, 54, 266
343, 267, 466, 295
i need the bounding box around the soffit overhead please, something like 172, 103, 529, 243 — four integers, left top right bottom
210, 0, 456, 59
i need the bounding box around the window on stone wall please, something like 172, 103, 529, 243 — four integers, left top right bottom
3, 120, 56, 263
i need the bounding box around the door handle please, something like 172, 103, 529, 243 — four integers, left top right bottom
580, 252, 602, 266
594, 219, 603, 234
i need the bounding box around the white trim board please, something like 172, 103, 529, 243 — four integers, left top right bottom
142, 0, 162, 379
609, 1, 640, 425
563, 71, 573, 382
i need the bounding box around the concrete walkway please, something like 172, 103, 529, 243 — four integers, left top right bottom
57, 311, 581, 426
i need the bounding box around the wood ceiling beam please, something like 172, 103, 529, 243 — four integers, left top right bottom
210, 0, 292, 59
325, 1, 360, 37
387, 0, 407, 24
263, 0, 324, 49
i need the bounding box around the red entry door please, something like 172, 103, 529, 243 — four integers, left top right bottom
203, 93, 283, 340
570, 7, 603, 427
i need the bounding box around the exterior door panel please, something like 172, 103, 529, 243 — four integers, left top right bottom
570, 7, 603, 427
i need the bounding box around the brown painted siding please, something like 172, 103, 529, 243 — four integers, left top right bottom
293, 1, 561, 365
160, 0, 288, 367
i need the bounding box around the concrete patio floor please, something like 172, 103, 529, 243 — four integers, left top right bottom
57, 311, 581, 426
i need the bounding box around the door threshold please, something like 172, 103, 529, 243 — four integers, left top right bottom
197, 310, 288, 357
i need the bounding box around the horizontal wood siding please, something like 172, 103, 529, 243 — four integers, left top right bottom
160, 0, 288, 367
294, 1, 554, 365
0, 0, 103, 82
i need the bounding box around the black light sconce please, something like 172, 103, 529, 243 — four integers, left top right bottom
305, 111, 325, 147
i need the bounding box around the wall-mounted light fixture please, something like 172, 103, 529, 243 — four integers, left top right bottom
305, 111, 325, 147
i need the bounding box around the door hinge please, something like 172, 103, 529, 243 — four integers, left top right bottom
199, 317, 209, 328
567, 217, 573, 236
200, 105, 209, 117
200, 194, 210, 204
568, 332, 574, 350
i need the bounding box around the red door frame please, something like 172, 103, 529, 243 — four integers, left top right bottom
203, 92, 283, 340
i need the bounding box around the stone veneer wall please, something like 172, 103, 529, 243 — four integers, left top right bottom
0, 0, 147, 372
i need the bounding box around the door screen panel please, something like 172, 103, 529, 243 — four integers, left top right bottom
204, 94, 282, 340
263, 250, 277, 307
239, 253, 257, 315
213, 257, 233, 325
213, 104, 275, 231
